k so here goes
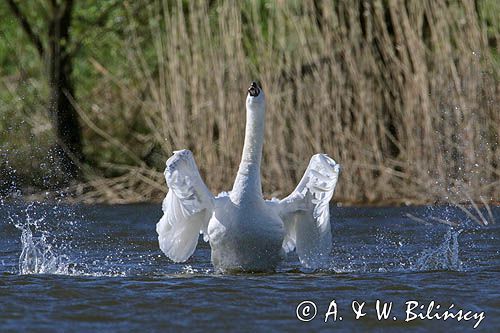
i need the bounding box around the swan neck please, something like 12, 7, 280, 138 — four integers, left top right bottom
231, 103, 265, 203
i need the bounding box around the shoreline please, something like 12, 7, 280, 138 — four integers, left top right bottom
3, 186, 498, 208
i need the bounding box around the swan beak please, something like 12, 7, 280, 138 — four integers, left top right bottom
248, 81, 260, 97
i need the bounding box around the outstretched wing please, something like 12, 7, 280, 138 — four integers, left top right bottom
156, 150, 215, 262
276, 154, 340, 269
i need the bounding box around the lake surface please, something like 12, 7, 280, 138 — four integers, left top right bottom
0, 202, 498, 332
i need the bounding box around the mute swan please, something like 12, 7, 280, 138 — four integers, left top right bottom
157, 82, 340, 272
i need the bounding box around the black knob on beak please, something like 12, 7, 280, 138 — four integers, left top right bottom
248, 81, 260, 97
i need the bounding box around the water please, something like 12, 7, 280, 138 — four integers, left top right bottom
0, 203, 498, 332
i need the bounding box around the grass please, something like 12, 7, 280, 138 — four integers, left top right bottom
1, 0, 499, 205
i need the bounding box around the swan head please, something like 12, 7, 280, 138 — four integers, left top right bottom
246, 81, 265, 110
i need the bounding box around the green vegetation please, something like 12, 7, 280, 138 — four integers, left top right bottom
0, 0, 498, 204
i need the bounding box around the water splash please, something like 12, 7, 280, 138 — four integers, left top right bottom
14, 218, 130, 277
413, 228, 463, 271
17, 223, 71, 274
179, 264, 211, 275
12, 202, 74, 275
6, 201, 143, 277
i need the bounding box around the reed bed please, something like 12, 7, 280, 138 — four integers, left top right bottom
4, 0, 500, 204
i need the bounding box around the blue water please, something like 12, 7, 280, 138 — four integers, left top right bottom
0, 202, 498, 332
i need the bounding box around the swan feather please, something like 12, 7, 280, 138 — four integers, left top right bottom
275, 154, 340, 269
156, 150, 215, 262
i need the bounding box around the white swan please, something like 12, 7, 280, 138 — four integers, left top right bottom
156, 82, 340, 272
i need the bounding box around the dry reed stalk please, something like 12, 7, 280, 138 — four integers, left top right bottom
75, 0, 498, 204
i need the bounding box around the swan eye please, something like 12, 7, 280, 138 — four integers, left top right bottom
248, 81, 260, 97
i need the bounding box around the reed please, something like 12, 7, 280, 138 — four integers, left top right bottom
4, 0, 500, 204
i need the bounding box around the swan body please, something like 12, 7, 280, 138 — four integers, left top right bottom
157, 82, 340, 272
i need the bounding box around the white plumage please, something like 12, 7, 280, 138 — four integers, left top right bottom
156, 82, 340, 272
